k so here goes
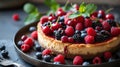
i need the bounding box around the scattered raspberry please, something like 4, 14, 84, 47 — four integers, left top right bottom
42, 49, 51, 56
65, 26, 74, 36
68, 37, 74, 43
93, 57, 102, 64
31, 31, 38, 40
75, 23, 83, 31
61, 36, 68, 43
111, 27, 120, 36
102, 21, 111, 31
40, 16, 49, 24
104, 52, 112, 60
73, 56, 83, 65
85, 35, 95, 44
42, 26, 52, 35
23, 37, 34, 47
84, 19, 92, 27
87, 27, 96, 36
21, 35, 28, 41
12, 13, 19, 21
54, 54, 65, 64
21, 44, 30, 52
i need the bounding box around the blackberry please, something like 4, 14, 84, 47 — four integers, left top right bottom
43, 55, 52, 62
75, 30, 81, 34
73, 34, 82, 42
92, 20, 102, 28
59, 22, 66, 29
42, 22, 51, 27
95, 33, 105, 42
54, 29, 64, 40
100, 30, 111, 39
107, 19, 116, 27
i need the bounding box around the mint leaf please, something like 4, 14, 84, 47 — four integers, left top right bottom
79, 2, 86, 13
24, 12, 41, 25
68, 12, 80, 19
23, 3, 38, 14
85, 4, 97, 14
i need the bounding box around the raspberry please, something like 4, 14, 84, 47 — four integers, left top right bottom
90, 11, 98, 17
102, 21, 111, 31
111, 27, 120, 36
12, 13, 19, 21
31, 31, 38, 40
93, 57, 102, 64
65, 26, 74, 36
61, 36, 68, 43
48, 16, 56, 21
106, 14, 114, 20
98, 10, 105, 19
85, 35, 95, 44
68, 37, 74, 43
56, 8, 66, 16
73, 56, 83, 65
51, 23, 61, 30
84, 19, 92, 27
42, 26, 52, 35
66, 20, 74, 26
21, 35, 28, 41
87, 27, 96, 36
75, 23, 83, 31
21, 44, 30, 52
75, 16, 84, 23
104, 52, 112, 60
42, 49, 51, 56
40, 16, 49, 24
23, 37, 34, 47
54, 54, 65, 64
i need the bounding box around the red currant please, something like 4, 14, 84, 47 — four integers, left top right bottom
65, 26, 74, 36
40, 16, 49, 24
12, 13, 19, 21
42, 26, 52, 35
61, 36, 68, 43
106, 14, 114, 20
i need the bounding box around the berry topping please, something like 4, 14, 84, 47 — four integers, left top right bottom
68, 37, 74, 43
54, 54, 65, 64
40, 16, 49, 24
42, 26, 52, 35
107, 19, 116, 27
61, 36, 68, 43
75, 16, 84, 23
111, 27, 120, 36
21, 35, 28, 41
87, 27, 96, 36
56, 8, 66, 16
106, 14, 114, 20
21, 44, 30, 52
75, 23, 83, 31
23, 37, 34, 47
84, 18, 92, 27
54, 29, 64, 40
97, 10, 105, 19
42, 49, 51, 55
73, 34, 82, 42
51, 23, 61, 30
104, 52, 112, 60
43, 55, 52, 62
73, 56, 83, 65
12, 13, 19, 21
102, 21, 111, 31
85, 35, 95, 44
31, 31, 38, 40
65, 26, 74, 36
66, 20, 75, 26
48, 16, 56, 21
93, 57, 102, 64
36, 52, 42, 59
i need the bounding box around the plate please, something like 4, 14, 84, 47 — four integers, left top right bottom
14, 22, 120, 67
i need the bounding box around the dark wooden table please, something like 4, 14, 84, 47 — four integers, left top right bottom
0, 3, 120, 67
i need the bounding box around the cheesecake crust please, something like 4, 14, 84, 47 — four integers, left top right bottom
37, 22, 120, 59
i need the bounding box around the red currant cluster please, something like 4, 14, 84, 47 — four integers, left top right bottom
40, 4, 120, 44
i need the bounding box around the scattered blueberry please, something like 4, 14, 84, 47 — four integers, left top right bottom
0, 44, 5, 51
43, 55, 52, 62
108, 58, 116, 62
29, 26, 36, 32
35, 52, 42, 59
53, 62, 61, 65
17, 40, 23, 48
82, 62, 90, 66
34, 45, 41, 52
1, 50, 8, 58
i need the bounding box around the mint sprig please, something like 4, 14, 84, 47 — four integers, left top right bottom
23, 3, 41, 25
69, 2, 97, 19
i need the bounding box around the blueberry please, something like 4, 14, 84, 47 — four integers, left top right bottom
108, 58, 116, 62
97, 13, 103, 18
1, 50, 8, 58
107, 19, 116, 27
73, 34, 82, 42
81, 33, 87, 39
81, 30, 87, 33
54, 29, 64, 40
0, 44, 5, 51
29, 26, 36, 32
58, 16, 64, 22
35, 45, 41, 52
95, 33, 105, 42
82, 62, 90, 66
75, 30, 81, 34
43, 55, 51, 62
100, 30, 111, 39
53, 62, 61, 64
35, 52, 42, 59
92, 20, 102, 28
17, 40, 23, 48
